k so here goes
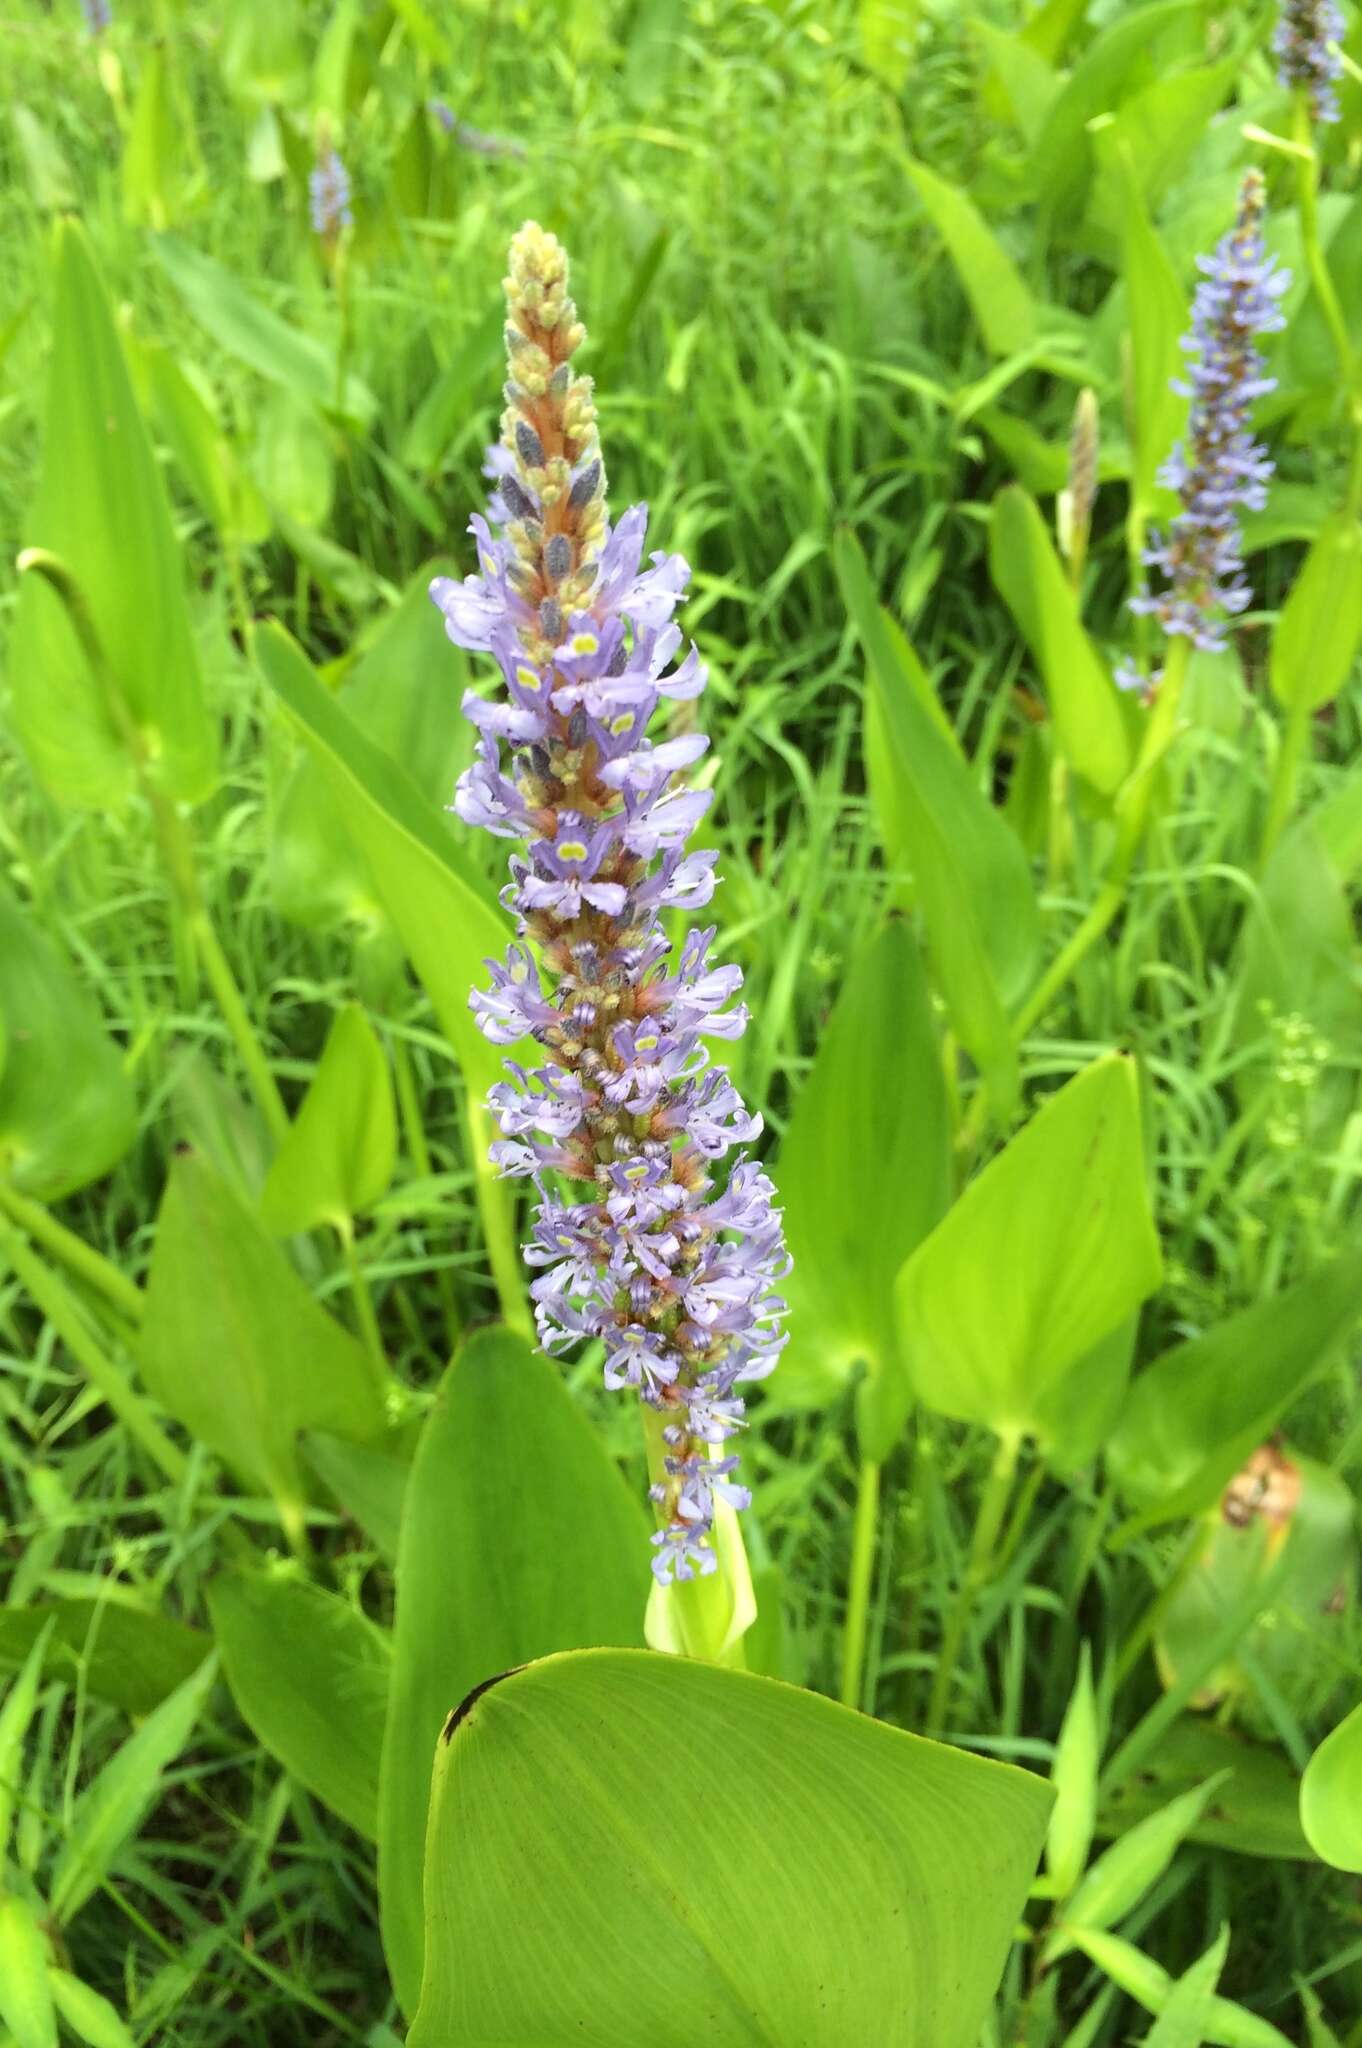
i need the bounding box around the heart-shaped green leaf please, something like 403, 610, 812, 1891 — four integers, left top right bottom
379, 1327, 649, 2016
1301, 1700, 1362, 1873
898, 1055, 1161, 1436
410, 1649, 1052, 2047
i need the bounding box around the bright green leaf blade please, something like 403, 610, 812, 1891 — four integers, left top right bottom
988, 485, 1129, 793
1107, 1251, 1362, 1529
904, 154, 1037, 356
898, 1056, 1162, 1435
47, 1970, 138, 2048
1047, 1642, 1099, 1897
1028, 1, 1198, 216
207, 1569, 389, 1840
49, 1653, 218, 1924
260, 1003, 396, 1233
1048, 1773, 1227, 1963
267, 567, 473, 930
379, 1328, 650, 2017
1142, 1926, 1230, 2048
138, 1151, 387, 1519
1071, 1928, 1294, 2048
837, 527, 1039, 1109
0, 892, 137, 1199
776, 921, 949, 1458
1104, 140, 1187, 525
1301, 1700, 1362, 1872
0, 1603, 209, 1718
121, 45, 179, 229
0, 1621, 54, 1865
11, 219, 215, 808
257, 620, 526, 1324
411, 1649, 1052, 2048
0, 1893, 56, 2048
1270, 514, 1362, 713
153, 234, 376, 428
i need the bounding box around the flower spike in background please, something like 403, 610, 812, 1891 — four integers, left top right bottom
1275, 0, 1346, 125
434, 222, 789, 1590
309, 134, 353, 240
1130, 168, 1288, 655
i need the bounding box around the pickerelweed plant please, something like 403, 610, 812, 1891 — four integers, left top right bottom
1014, 168, 1288, 1040
433, 223, 790, 1659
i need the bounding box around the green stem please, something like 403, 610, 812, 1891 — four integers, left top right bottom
1259, 688, 1314, 870
0, 1181, 143, 1325
839, 1458, 881, 1710
926, 1429, 1021, 1739
338, 1220, 389, 1403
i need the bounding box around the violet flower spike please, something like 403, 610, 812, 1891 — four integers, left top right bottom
309, 148, 353, 238
433, 223, 789, 1587
80, 0, 111, 31
1130, 168, 1289, 656
1274, 0, 1346, 125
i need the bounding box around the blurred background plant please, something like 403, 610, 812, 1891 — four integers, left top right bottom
2, 1, 1362, 2043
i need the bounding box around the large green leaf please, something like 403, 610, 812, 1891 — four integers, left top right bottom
837, 528, 1039, 1111
897, 1056, 1162, 1436
260, 1003, 396, 1235
207, 1569, 390, 1839
776, 920, 949, 1459
267, 567, 473, 932
11, 220, 215, 808
0, 893, 136, 1199
1027, 1, 1198, 216
1097, 1719, 1309, 1862
1270, 513, 1362, 713
302, 1424, 415, 1563
903, 154, 1037, 356
1104, 138, 1187, 531
988, 485, 1129, 794
1301, 1700, 1362, 1873
410, 1649, 1052, 2047
1107, 1252, 1362, 1531
379, 1328, 650, 2016
154, 234, 376, 428
138, 1152, 387, 1531
258, 620, 525, 1323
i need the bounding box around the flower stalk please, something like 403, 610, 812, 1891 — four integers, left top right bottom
434, 224, 789, 1613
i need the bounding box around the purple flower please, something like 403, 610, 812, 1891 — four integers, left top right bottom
309, 148, 353, 238
1130, 169, 1288, 656
80, 0, 111, 31
435, 222, 789, 1584
1275, 0, 1345, 124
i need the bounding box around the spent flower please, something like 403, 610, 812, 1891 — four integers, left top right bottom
434, 223, 789, 1584
1275, 0, 1346, 124
1130, 168, 1288, 655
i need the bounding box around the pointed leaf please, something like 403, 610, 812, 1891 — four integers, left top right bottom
0, 892, 137, 1199
1270, 513, 1362, 713
1107, 1251, 1362, 1530
1047, 1643, 1099, 1896
207, 1569, 389, 1839
777, 921, 950, 1459
0, 1604, 207, 1718
138, 1152, 387, 1518
0, 1892, 56, 2048
904, 155, 1037, 356
47, 1971, 138, 2048
898, 1056, 1161, 1436
837, 527, 1039, 1111
1141, 1927, 1230, 2048
410, 1649, 1052, 2048
260, 1004, 395, 1234
379, 1328, 649, 2017
1098, 1719, 1309, 1862
12, 220, 215, 807
989, 485, 1129, 793
1048, 1774, 1227, 1962
301, 1425, 414, 1563
0, 1622, 54, 1864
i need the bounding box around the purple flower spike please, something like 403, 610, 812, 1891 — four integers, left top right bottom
80, 0, 112, 32
1275, 0, 1346, 125
1130, 169, 1288, 656
309, 148, 353, 238
436, 223, 789, 1586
